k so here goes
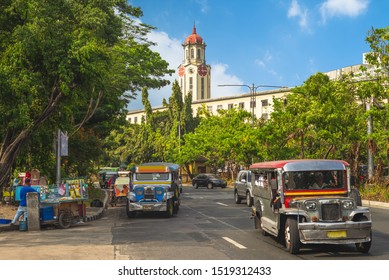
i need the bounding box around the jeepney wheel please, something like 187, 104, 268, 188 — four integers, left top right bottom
246, 192, 253, 207
194, 183, 198, 189
126, 199, 136, 218
207, 183, 213, 189
355, 216, 372, 253
166, 199, 174, 218
58, 211, 72, 229
254, 210, 268, 236
234, 190, 241, 204
284, 217, 300, 254
173, 198, 179, 214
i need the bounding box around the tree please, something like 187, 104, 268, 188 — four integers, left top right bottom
0, 0, 174, 188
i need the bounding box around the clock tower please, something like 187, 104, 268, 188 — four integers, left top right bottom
177, 25, 211, 102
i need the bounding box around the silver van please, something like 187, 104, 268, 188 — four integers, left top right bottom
234, 170, 253, 207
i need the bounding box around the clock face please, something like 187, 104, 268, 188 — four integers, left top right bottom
198, 64, 207, 76
178, 65, 185, 77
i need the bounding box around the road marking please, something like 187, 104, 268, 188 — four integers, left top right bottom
216, 202, 228, 207
222, 237, 247, 249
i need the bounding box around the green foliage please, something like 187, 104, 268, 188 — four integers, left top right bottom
0, 0, 174, 187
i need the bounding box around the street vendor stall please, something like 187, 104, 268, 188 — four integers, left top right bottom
39, 178, 88, 229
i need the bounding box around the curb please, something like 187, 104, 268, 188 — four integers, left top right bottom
362, 199, 389, 209
84, 190, 109, 222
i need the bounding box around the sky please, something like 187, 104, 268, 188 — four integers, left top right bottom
127, 0, 388, 110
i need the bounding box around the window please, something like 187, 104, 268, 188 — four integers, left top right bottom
261, 99, 268, 106
239, 102, 244, 109
191, 48, 194, 58
261, 113, 269, 120
207, 106, 213, 113
189, 77, 193, 92
217, 105, 223, 110
134, 117, 138, 124
250, 100, 256, 108
228, 103, 234, 109
197, 49, 201, 59
128, 118, 131, 123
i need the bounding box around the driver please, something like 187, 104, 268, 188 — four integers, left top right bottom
311, 172, 328, 189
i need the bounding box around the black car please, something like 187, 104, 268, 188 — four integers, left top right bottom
192, 173, 227, 189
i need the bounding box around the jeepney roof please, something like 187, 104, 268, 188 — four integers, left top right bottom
250, 159, 349, 171
135, 162, 180, 173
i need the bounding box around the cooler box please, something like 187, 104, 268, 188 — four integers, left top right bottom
15, 186, 41, 201
40, 206, 54, 221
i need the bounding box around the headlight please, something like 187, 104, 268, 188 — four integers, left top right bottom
155, 189, 163, 196
304, 201, 317, 210
342, 200, 354, 210
135, 189, 143, 196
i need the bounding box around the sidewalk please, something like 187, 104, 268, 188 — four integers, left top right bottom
0, 190, 109, 232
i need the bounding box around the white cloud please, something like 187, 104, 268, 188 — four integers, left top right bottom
320, 0, 369, 23
287, 0, 309, 30
210, 63, 244, 98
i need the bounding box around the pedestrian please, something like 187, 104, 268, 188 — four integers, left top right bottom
11, 178, 39, 225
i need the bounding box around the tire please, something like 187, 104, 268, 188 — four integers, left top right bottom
254, 210, 268, 236
58, 211, 72, 229
234, 190, 242, 204
207, 183, 213, 189
246, 192, 253, 207
126, 199, 136, 218
194, 183, 198, 189
173, 198, 179, 214
284, 217, 301, 254
165, 199, 174, 218
355, 216, 372, 253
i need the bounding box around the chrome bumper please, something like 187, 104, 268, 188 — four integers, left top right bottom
298, 221, 372, 244
128, 202, 167, 212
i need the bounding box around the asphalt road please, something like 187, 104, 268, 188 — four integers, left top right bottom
1, 185, 389, 260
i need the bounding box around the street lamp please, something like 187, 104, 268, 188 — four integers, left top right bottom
218, 83, 288, 126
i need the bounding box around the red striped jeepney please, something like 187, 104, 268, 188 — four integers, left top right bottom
250, 159, 372, 254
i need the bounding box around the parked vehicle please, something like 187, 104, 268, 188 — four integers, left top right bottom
251, 159, 372, 254
234, 170, 253, 207
110, 170, 132, 206
192, 173, 227, 189
98, 167, 119, 189
126, 162, 181, 218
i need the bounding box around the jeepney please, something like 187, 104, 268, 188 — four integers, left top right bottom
126, 162, 181, 218
250, 159, 372, 254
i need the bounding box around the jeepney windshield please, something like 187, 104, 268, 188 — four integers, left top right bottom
135, 173, 170, 181
283, 170, 345, 190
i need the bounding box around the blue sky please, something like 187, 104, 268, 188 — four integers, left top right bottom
128, 0, 388, 110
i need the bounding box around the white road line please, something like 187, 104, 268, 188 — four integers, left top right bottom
216, 202, 228, 206
222, 237, 247, 249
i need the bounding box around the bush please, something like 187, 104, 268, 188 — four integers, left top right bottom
359, 184, 389, 202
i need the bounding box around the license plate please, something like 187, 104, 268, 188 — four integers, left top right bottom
327, 230, 347, 238
143, 205, 154, 211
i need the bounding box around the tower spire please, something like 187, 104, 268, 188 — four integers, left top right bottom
192, 21, 196, 34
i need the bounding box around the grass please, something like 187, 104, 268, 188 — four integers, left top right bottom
359, 184, 389, 203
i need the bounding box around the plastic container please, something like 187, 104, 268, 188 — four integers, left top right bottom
0, 219, 12, 224
39, 206, 54, 221
19, 221, 27, 231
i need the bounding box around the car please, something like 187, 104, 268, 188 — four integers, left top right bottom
192, 173, 227, 189
234, 170, 253, 207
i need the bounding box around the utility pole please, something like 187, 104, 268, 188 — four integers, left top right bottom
218, 84, 288, 126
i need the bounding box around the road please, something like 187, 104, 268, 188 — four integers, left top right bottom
1, 185, 389, 260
